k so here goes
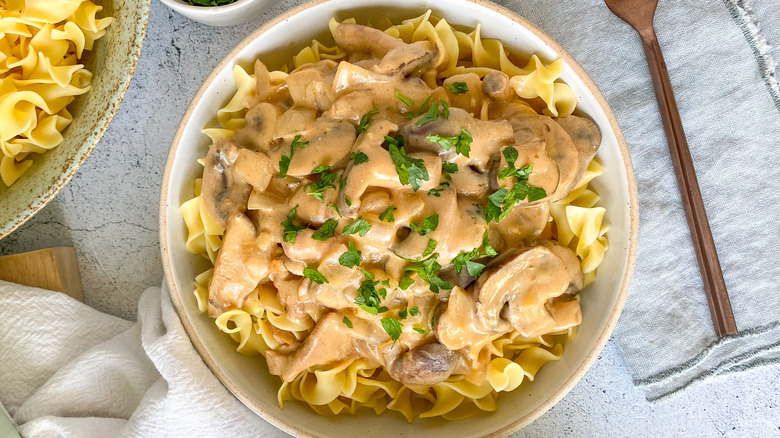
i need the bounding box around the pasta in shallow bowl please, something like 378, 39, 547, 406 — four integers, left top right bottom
160, 0, 638, 435
0, 0, 150, 238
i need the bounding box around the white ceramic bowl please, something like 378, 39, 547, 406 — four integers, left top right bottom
158, 0, 277, 26
160, 0, 639, 435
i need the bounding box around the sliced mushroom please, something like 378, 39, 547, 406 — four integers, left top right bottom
285, 60, 338, 111
202, 139, 252, 227
539, 239, 584, 294
338, 119, 441, 217
555, 115, 601, 186
481, 70, 513, 101
472, 245, 580, 338
234, 103, 282, 153
332, 23, 437, 77
233, 149, 273, 191
265, 311, 384, 382
388, 343, 462, 386
400, 107, 513, 172
274, 106, 317, 139
208, 213, 276, 317
493, 202, 551, 248
277, 117, 357, 178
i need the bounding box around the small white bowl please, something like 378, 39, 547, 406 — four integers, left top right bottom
158, 0, 277, 26
160, 0, 639, 435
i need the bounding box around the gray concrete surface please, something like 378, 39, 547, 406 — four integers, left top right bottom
1, 1, 778, 436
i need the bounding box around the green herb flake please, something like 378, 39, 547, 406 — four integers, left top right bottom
357, 105, 379, 134
303, 268, 329, 284
360, 269, 375, 280
281, 206, 303, 244
416, 101, 440, 126
399, 275, 414, 290
413, 327, 431, 335
305, 168, 337, 202
388, 138, 429, 191
428, 181, 450, 197
409, 213, 438, 236
409, 306, 419, 316
310, 165, 332, 174
342, 317, 353, 328
343, 217, 371, 236
440, 100, 450, 119
279, 135, 308, 178
421, 239, 438, 258
345, 197, 352, 207
403, 253, 453, 294
381, 317, 403, 342
379, 206, 397, 223
442, 162, 458, 174
339, 241, 362, 268
399, 308, 408, 320
446, 82, 469, 94
350, 152, 369, 165
483, 230, 498, 257
426, 129, 473, 157
312, 219, 338, 241
395, 91, 415, 106
355, 279, 385, 314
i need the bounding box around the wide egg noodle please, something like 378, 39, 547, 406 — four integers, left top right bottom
179, 10, 610, 421
0, 0, 112, 186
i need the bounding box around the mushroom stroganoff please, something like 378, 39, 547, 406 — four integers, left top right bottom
181, 11, 609, 421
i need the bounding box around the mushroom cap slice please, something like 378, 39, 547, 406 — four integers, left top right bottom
202, 139, 252, 228
388, 342, 461, 386
207, 213, 275, 317
472, 246, 575, 338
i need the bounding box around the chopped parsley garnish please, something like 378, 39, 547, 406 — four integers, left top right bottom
399, 308, 408, 319
395, 91, 415, 106
387, 136, 429, 191
339, 241, 362, 268
350, 151, 369, 165
339, 176, 347, 190
303, 268, 329, 284
399, 275, 414, 290
404, 253, 452, 294
413, 327, 431, 335
342, 217, 371, 236
345, 197, 352, 207
342, 317, 353, 328
330, 203, 341, 215
312, 219, 338, 241
421, 239, 437, 258
426, 129, 473, 157
279, 135, 308, 178
310, 165, 332, 174
428, 181, 450, 197
357, 105, 379, 134
409, 306, 419, 316
488, 147, 548, 221
415, 99, 450, 126
355, 279, 386, 314
452, 248, 487, 277
484, 187, 508, 223
360, 269, 375, 280
305, 167, 337, 202
442, 162, 458, 174
379, 206, 396, 222
281, 206, 303, 243
409, 213, 438, 236
483, 230, 498, 257
446, 81, 469, 94
381, 317, 403, 342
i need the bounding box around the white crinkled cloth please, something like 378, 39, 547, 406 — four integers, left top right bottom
0, 281, 286, 438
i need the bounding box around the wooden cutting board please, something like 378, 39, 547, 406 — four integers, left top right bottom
0, 247, 83, 302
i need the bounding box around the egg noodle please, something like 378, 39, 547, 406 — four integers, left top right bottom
0, 0, 112, 187
181, 11, 608, 421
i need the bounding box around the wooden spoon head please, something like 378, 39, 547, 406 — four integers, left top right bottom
604, 0, 658, 31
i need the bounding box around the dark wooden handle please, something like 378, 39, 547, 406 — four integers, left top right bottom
639, 28, 737, 336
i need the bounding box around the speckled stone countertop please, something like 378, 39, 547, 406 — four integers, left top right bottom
1, 1, 778, 436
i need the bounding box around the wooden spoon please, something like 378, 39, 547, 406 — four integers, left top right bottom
604, 0, 737, 336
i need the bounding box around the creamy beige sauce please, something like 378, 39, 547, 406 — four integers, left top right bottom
200, 23, 601, 387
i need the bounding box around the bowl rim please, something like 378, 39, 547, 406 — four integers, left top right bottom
159, 0, 640, 435
158, 0, 265, 14
0, 0, 152, 240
